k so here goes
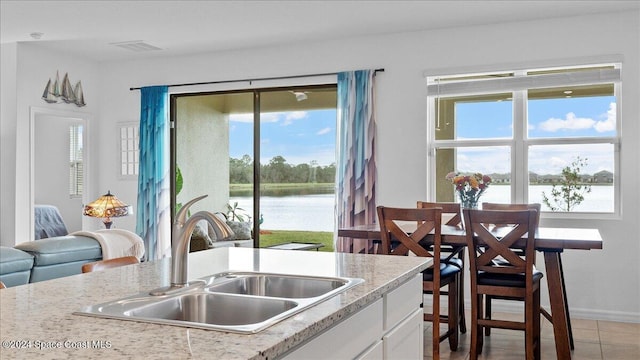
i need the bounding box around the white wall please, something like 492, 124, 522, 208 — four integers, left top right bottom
34, 114, 84, 233
1, 43, 100, 245
175, 96, 230, 214
2, 11, 638, 321
98, 11, 639, 321
1, 43, 18, 246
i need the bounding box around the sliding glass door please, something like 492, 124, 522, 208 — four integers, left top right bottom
172, 85, 336, 249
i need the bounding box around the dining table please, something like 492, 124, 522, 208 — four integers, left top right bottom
338, 223, 603, 360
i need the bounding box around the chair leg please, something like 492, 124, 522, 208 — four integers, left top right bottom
433, 291, 440, 360
525, 300, 533, 360
448, 280, 459, 351
525, 290, 541, 360
485, 295, 492, 336
458, 252, 467, 334
478, 294, 484, 354
534, 289, 541, 360
470, 293, 483, 359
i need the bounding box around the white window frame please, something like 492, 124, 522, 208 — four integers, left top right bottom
69, 124, 83, 198
118, 122, 139, 179
426, 63, 621, 220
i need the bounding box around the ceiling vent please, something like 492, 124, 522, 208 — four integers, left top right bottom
110, 40, 163, 52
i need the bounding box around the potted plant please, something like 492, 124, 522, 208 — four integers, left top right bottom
219, 201, 252, 240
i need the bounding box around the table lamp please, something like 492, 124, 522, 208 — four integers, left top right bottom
83, 190, 132, 229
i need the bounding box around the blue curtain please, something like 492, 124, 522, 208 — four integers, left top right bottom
336, 70, 377, 253
136, 86, 171, 261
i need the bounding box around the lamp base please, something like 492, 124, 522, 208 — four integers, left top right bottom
103, 219, 113, 229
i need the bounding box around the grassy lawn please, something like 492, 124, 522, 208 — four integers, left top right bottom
230, 183, 334, 196
258, 230, 334, 252
230, 183, 334, 191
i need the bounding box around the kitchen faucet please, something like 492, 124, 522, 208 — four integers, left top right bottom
150, 195, 234, 295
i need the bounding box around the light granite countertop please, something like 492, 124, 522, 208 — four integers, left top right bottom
0, 247, 429, 359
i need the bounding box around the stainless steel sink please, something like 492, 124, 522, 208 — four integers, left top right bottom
203, 272, 350, 298
75, 271, 363, 333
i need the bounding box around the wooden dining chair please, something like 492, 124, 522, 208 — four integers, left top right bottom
377, 206, 459, 359
481, 202, 543, 336
463, 208, 542, 360
81, 256, 140, 273
417, 201, 466, 334
0, 281, 6, 289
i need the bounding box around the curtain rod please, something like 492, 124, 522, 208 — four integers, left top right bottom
129, 68, 384, 91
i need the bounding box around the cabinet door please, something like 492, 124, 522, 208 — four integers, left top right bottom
356, 340, 383, 360
282, 299, 383, 360
383, 308, 424, 359
384, 274, 422, 332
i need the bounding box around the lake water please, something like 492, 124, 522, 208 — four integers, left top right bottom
231, 194, 335, 232
232, 185, 613, 232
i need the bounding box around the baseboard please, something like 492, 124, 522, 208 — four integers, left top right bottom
425, 295, 640, 323
473, 299, 640, 324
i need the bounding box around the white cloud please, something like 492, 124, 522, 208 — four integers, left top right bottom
539, 112, 595, 132
229, 111, 305, 124
528, 143, 613, 175
538, 103, 616, 133
594, 102, 616, 132
316, 127, 331, 135
282, 111, 308, 126
261, 113, 281, 123
455, 150, 511, 174
285, 111, 307, 120
229, 113, 253, 123
549, 156, 567, 168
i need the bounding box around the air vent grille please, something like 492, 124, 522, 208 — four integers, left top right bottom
110, 40, 162, 52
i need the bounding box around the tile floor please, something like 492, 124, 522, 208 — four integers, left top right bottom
423, 312, 640, 359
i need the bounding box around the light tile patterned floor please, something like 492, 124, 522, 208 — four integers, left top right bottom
423, 312, 640, 359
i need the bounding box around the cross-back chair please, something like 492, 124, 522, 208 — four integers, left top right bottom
463, 208, 542, 360
81, 256, 140, 273
377, 206, 459, 359
481, 202, 574, 349
480, 203, 546, 335
417, 201, 466, 334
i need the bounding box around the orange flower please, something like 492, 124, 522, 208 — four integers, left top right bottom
469, 176, 479, 189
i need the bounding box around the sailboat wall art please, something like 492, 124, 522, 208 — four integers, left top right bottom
41, 70, 86, 107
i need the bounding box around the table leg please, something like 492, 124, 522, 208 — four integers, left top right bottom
558, 253, 575, 350
544, 251, 571, 359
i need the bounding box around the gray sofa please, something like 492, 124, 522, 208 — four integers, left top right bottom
0, 235, 102, 287
0, 206, 252, 288
0, 233, 252, 287
0, 205, 105, 287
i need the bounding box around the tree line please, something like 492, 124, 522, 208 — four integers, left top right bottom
230, 155, 336, 184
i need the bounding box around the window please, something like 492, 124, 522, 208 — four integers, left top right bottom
69, 124, 83, 197
119, 124, 139, 177
172, 85, 337, 247
427, 64, 620, 215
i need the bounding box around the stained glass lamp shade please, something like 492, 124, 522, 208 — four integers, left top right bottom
83, 191, 132, 229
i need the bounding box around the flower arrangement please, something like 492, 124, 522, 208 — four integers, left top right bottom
445, 172, 492, 209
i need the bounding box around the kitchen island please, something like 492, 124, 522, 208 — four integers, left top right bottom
0, 247, 430, 359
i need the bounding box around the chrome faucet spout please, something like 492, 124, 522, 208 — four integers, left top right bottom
150, 195, 234, 296
171, 210, 233, 287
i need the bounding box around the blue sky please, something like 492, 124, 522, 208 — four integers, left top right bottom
454, 95, 616, 175
229, 109, 337, 167
228, 95, 616, 175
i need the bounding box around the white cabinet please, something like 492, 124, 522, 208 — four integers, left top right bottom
383, 309, 423, 359
282, 274, 422, 360
356, 340, 383, 360
282, 299, 383, 359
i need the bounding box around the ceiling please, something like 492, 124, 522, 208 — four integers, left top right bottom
1, 1, 638, 62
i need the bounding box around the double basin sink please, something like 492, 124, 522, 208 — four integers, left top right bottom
75, 271, 363, 333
